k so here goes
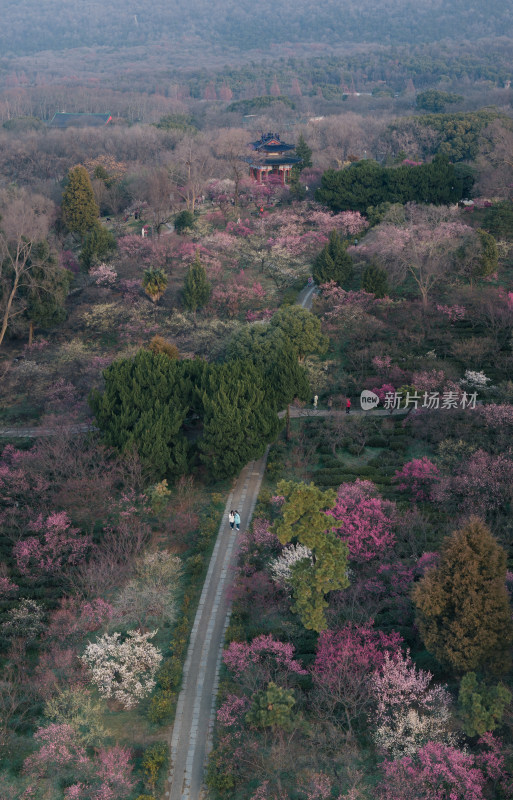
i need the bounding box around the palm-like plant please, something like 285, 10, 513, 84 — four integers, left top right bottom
142, 266, 168, 303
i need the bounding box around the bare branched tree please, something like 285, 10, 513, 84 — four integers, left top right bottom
0, 188, 55, 346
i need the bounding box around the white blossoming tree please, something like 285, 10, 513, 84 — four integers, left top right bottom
269, 543, 313, 588
371, 650, 454, 758
462, 369, 490, 388
81, 629, 162, 709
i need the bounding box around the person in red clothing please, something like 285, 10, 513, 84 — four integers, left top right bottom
346, 397, 351, 414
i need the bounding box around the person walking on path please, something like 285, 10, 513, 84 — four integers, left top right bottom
346, 397, 351, 414
234, 511, 241, 532
229, 510, 235, 530
313, 394, 318, 410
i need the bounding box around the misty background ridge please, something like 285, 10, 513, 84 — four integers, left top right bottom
1, 0, 512, 56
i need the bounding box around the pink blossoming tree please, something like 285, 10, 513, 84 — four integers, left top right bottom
328, 480, 396, 561
312, 621, 403, 733
393, 458, 440, 501
14, 512, 92, 578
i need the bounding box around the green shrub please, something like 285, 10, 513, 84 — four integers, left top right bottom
367, 437, 388, 448
458, 672, 511, 736
147, 690, 175, 723
281, 287, 299, 305
186, 553, 204, 577
142, 742, 168, 788
174, 209, 195, 234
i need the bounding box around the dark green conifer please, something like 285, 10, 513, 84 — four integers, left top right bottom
89, 350, 191, 479
199, 361, 280, 479
312, 229, 353, 287
362, 261, 389, 297
295, 133, 312, 171
183, 252, 211, 313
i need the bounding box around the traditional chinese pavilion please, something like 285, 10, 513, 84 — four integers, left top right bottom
245, 132, 301, 184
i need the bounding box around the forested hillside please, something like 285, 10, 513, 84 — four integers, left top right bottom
2, 0, 513, 56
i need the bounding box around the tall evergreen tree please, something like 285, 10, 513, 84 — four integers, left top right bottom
295, 133, 312, 171
273, 480, 349, 631
312, 229, 353, 288
61, 166, 99, 236
199, 360, 281, 479
362, 261, 389, 297
413, 517, 513, 676
89, 350, 192, 479
476, 229, 499, 279
79, 224, 116, 269
226, 326, 309, 410
183, 252, 211, 313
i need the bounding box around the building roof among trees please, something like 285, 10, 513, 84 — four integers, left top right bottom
250, 132, 296, 152
48, 113, 112, 128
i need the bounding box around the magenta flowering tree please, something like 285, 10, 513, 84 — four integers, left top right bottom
238, 518, 281, 556
307, 209, 368, 238
312, 621, 403, 732
0, 574, 18, 595
414, 552, 440, 577
318, 280, 376, 311
79, 598, 114, 632
223, 634, 307, 693
372, 383, 396, 403
328, 480, 396, 561
393, 458, 440, 501
13, 512, 92, 578
475, 733, 512, 796
378, 742, 486, 800
92, 745, 135, 800
226, 220, 254, 237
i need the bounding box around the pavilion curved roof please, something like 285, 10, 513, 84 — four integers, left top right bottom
250, 131, 296, 152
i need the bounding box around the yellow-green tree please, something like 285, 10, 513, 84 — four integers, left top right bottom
413, 517, 513, 676
273, 481, 349, 631
61, 165, 99, 236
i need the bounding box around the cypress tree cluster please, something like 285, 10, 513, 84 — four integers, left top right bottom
90, 348, 289, 481
316, 154, 474, 214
